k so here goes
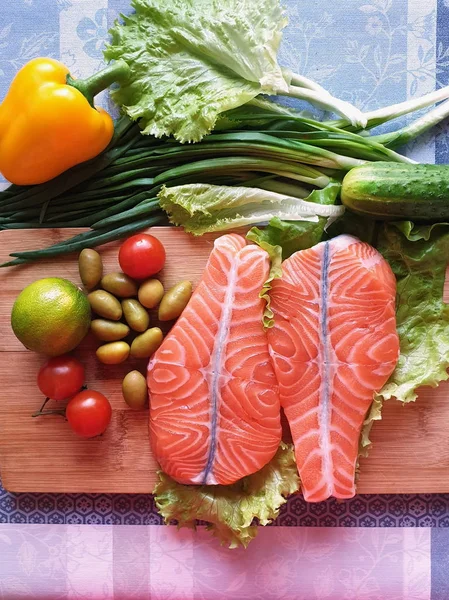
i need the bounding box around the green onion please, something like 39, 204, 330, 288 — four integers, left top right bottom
91, 198, 160, 229
4, 214, 167, 266
371, 99, 449, 148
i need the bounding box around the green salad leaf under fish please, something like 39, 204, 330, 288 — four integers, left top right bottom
377, 222, 449, 403
153, 443, 299, 549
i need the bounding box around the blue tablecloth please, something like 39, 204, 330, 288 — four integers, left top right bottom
1, 0, 449, 597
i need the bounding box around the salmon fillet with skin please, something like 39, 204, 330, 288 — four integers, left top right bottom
148, 233, 282, 486
268, 235, 399, 502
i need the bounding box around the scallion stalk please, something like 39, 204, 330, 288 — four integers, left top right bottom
371, 99, 449, 148
4, 214, 167, 265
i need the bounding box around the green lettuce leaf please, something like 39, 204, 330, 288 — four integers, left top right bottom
158, 183, 345, 235
358, 393, 383, 459
153, 443, 299, 549
249, 237, 282, 328
377, 221, 449, 403
247, 181, 341, 258
392, 220, 449, 242
105, 0, 288, 142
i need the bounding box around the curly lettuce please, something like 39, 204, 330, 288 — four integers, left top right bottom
377, 222, 449, 403
105, 0, 288, 142
153, 443, 299, 549
252, 239, 283, 329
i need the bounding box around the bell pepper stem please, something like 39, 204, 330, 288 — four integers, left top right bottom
67, 59, 130, 107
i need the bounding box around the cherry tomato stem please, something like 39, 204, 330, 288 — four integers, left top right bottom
37, 396, 50, 413
32, 408, 66, 418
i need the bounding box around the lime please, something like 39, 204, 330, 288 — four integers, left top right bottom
11, 277, 91, 356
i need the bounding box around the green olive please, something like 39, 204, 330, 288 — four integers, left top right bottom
101, 272, 138, 298
138, 279, 164, 309
79, 248, 103, 291
91, 319, 130, 342
158, 280, 192, 321
96, 341, 130, 365
122, 299, 150, 332
88, 290, 122, 321
130, 327, 163, 359
122, 370, 148, 410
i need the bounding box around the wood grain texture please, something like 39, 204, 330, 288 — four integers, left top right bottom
0, 227, 448, 494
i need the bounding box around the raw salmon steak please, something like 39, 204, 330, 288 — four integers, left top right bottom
148, 234, 282, 486
268, 235, 399, 502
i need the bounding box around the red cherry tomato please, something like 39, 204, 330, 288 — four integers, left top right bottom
37, 356, 85, 401
118, 234, 166, 280
66, 390, 112, 438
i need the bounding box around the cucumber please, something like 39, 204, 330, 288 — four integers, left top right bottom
341, 162, 449, 220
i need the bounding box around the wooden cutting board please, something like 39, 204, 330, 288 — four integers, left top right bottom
0, 227, 448, 494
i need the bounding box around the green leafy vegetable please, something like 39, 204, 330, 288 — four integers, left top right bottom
105, 0, 364, 142
158, 183, 344, 235
377, 221, 449, 403
358, 393, 383, 460
105, 0, 287, 142
253, 239, 282, 328
153, 443, 299, 549
247, 181, 341, 258
391, 221, 449, 242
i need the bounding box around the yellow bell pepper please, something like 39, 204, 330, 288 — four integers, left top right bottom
0, 57, 130, 185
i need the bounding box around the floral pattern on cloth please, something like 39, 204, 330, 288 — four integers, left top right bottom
2, 485, 449, 527
77, 8, 111, 60
0, 524, 432, 599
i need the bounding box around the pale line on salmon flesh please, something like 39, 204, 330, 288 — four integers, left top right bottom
201, 255, 239, 485
319, 241, 333, 496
